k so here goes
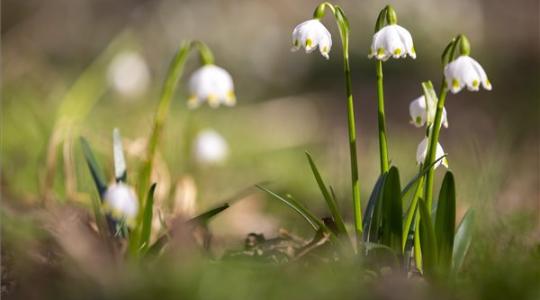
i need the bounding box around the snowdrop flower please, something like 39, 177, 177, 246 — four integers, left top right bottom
444, 55, 492, 94
188, 64, 236, 108
107, 51, 150, 98
193, 129, 229, 165
416, 137, 448, 169
369, 24, 416, 61
409, 95, 448, 128
103, 183, 139, 223
291, 19, 332, 59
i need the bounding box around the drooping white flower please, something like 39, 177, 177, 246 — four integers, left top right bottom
416, 137, 448, 168
188, 64, 236, 108
444, 55, 492, 94
103, 183, 139, 222
107, 51, 150, 98
369, 24, 416, 61
409, 95, 448, 128
291, 19, 332, 59
193, 129, 229, 165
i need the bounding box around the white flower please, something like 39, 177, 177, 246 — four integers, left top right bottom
291, 19, 332, 59
444, 55, 492, 94
369, 24, 416, 61
409, 95, 448, 128
193, 129, 229, 165
107, 51, 150, 98
416, 137, 448, 168
103, 183, 139, 222
188, 64, 236, 108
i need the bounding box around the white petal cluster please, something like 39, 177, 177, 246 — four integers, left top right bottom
291, 19, 332, 59
193, 129, 229, 165
444, 55, 492, 94
188, 64, 236, 108
409, 95, 448, 128
416, 137, 448, 169
369, 24, 416, 61
103, 183, 139, 222
107, 51, 150, 98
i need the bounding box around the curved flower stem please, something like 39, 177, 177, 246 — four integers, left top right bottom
133, 41, 213, 255
316, 3, 363, 242
376, 60, 390, 173
423, 81, 449, 211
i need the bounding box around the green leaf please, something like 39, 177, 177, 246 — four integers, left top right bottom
362, 173, 386, 243
139, 183, 157, 251
380, 166, 403, 254
334, 6, 350, 35
305, 152, 347, 236
418, 198, 438, 278
256, 185, 323, 232
402, 175, 424, 251
80, 137, 107, 197
113, 128, 127, 182
421, 81, 438, 126
401, 155, 447, 198
435, 171, 456, 274
188, 203, 230, 225
364, 172, 388, 243
452, 209, 475, 273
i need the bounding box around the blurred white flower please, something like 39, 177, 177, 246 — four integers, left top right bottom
103, 182, 139, 223
107, 51, 150, 98
409, 95, 448, 128
416, 137, 448, 168
291, 19, 332, 59
188, 65, 236, 108
369, 24, 416, 61
193, 129, 229, 165
444, 55, 492, 94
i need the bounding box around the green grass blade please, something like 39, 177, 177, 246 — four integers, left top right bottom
381, 166, 403, 254
80, 137, 107, 197
363, 173, 386, 243
402, 175, 424, 251
419, 198, 438, 278
435, 171, 456, 274
139, 183, 157, 251
256, 185, 322, 231
401, 155, 446, 198
188, 203, 230, 225
452, 209, 475, 273
305, 152, 347, 236
113, 128, 127, 182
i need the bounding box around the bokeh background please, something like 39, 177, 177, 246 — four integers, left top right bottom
2, 0, 539, 258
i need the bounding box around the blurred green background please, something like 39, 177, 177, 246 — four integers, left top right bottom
2, 0, 539, 265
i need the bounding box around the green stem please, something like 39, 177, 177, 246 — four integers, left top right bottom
423, 81, 449, 211
376, 60, 389, 173
344, 49, 363, 239
137, 41, 193, 202
314, 3, 362, 244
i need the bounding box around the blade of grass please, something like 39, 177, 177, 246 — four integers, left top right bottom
113, 128, 127, 182
305, 152, 347, 236
402, 175, 424, 251
452, 209, 474, 273
435, 171, 456, 275
256, 185, 322, 231
401, 155, 446, 197
188, 203, 230, 225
